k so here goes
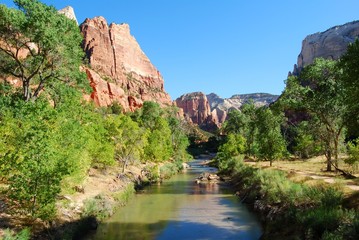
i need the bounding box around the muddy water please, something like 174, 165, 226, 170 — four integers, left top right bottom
86, 158, 262, 240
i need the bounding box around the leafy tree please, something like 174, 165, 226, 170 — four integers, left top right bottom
0, 99, 71, 220
144, 117, 173, 162
282, 58, 346, 171
241, 102, 259, 157
222, 103, 259, 157
216, 133, 246, 172
0, 0, 86, 101
138, 101, 162, 130
338, 39, 359, 138
345, 139, 359, 173
255, 107, 286, 166
166, 111, 190, 161
222, 109, 248, 135
106, 115, 148, 173
292, 121, 323, 158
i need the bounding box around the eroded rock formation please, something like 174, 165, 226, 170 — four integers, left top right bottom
58, 6, 78, 25
176, 92, 279, 131
292, 21, 359, 75
80, 16, 171, 111
175, 92, 211, 126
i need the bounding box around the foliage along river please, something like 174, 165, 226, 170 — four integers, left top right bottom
85, 157, 262, 240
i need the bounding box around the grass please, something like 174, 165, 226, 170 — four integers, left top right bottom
228, 158, 359, 240
245, 155, 359, 193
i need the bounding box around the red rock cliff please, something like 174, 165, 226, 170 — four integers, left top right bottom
175, 92, 214, 128
80, 17, 171, 111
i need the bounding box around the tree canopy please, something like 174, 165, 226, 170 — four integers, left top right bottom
0, 0, 87, 101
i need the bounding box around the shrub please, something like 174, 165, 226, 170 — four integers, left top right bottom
3, 228, 30, 240
112, 183, 135, 206
82, 194, 113, 220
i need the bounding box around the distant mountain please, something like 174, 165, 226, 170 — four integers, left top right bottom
207, 93, 279, 112
291, 20, 359, 75
175, 92, 279, 131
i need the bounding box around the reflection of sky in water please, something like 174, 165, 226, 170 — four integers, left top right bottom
86, 159, 262, 240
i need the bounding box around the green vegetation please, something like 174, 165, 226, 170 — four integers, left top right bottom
0, 85, 189, 222
215, 34, 359, 240
218, 103, 287, 167
2, 228, 30, 240
0, 1, 190, 236
0, 0, 88, 102
225, 157, 359, 240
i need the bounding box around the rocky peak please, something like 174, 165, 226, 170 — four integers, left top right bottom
58, 6, 78, 25
292, 20, 359, 75
231, 93, 279, 107
80, 16, 171, 111
175, 92, 212, 127
176, 92, 279, 132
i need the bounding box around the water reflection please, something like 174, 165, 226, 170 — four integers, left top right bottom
85, 159, 262, 240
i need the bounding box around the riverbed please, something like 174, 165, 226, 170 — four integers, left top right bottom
85, 158, 262, 240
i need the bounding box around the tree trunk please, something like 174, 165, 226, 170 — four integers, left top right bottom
122, 158, 128, 173
23, 80, 31, 101
326, 149, 332, 172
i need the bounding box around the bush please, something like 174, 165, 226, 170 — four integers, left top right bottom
112, 183, 135, 206
82, 194, 113, 220
3, 228, 30, 240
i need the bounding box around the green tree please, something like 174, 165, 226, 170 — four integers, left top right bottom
222, 109, 248, 135
166, 112, 190, 161
241, 101, 259, 157
222, 103, 259, 157
293, 121, 322, 158
0, 99, 72, 220
107, 115, 148, 173
282, 58, 346, 171
345, 139, 359, 173
216, 133, 246, 172
255, 107, 286, 166
138, 101, 162, 130
338, 39, 359, 138
0, 0, 86, 101
145, 117, 173, 162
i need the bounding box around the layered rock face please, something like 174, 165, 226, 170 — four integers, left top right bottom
58, 6, 78, 25
292, 21, 359, 75
80, 17, 171, 111
176, 92, 279, 131
175, 92, 212, 126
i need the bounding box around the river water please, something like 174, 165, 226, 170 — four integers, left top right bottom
85, 158, 262, 240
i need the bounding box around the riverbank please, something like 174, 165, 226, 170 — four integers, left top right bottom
225, 156, 359, 240
86, 156, 262, 240
0, 161, 184, 239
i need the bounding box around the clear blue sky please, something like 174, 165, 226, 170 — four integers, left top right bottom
2, 1, 359, 99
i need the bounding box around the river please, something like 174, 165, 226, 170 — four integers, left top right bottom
85, 158, 262, 240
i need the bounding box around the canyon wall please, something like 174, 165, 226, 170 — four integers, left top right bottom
292, 21, 359, 75
175, 92, 279, 131
80, 16, 171, 111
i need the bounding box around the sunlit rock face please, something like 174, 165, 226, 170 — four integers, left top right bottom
175, 92, 212, 126
292, 20, 359, 75
80, 16, 171, 111
175, 92, 278, 131
58, 6, 78, 25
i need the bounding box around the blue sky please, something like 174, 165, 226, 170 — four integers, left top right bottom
2, 1, 359, 99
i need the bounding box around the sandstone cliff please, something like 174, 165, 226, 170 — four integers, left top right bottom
176, 92, 279, 131
80, 16, 171, 111
58, 6, 78, 25
292, 21, 359, 75
175, 92, 211, 126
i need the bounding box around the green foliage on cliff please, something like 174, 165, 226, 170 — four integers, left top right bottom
0, 81, 189, 221
0, 0, 87, 102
